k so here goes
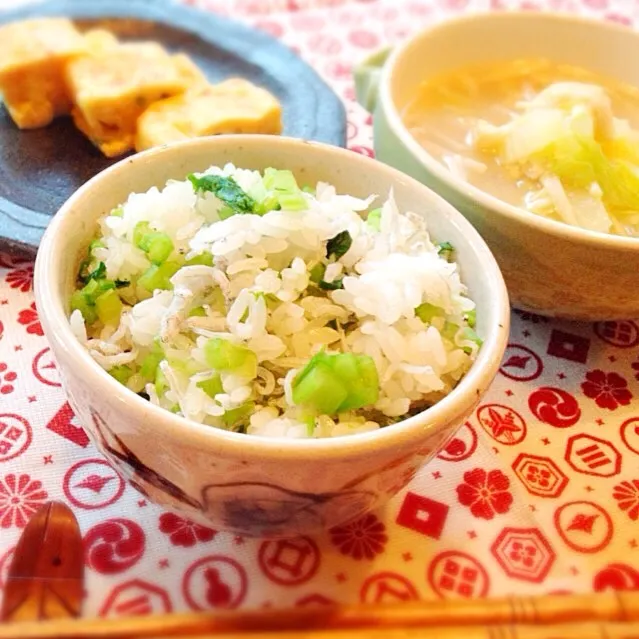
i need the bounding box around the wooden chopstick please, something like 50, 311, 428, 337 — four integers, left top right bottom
1, 591, 637, 639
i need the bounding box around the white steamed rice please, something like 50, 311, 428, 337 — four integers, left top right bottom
69, 163, 480, 438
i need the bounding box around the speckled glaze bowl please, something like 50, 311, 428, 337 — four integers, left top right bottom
35, 135, 509, 537
357, 12, 639, 321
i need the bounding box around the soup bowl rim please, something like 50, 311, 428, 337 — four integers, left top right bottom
379, 10, 639, 252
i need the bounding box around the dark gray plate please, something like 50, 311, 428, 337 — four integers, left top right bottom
0, 0, 346, 255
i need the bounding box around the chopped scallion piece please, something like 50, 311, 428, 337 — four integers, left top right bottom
109, 365, 133, 385
319, 278, 344, 290
197, 375, 224, 398
70, 290, 97, 324
204, 338, 257, 379
309, 263, 326, 284
95, 289, 123, 325
263, 168, 299, 193
415, 302, 442, 324
366, 208, 382, 232
188, 174, 255, 214
326, 231, 352, 259
278, 192, 307, 211
138, 261, 180, 292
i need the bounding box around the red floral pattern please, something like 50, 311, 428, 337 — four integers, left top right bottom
0, 363, 17, 394
17, 303, 43, 336
5, 265, 33, 293
329, 513, 388, 559
457, 469, 513, 520
612, 480, 639, 521
581, 370, 633, 410
0, 474, 48, 528
159, 512, 217, 547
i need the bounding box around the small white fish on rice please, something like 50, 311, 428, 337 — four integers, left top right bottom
70, 163, 480, 438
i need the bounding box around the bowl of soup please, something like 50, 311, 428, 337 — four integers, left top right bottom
357, 12, 639, 320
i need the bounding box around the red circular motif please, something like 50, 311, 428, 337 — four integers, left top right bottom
32, 347, 61, 387
0, 546, 15, 589
491, 527, 556, 583
182, 556, 248, 610
84, 519, 145, 574
499, 344, 543, 382
620, 417, 639, 455
554, 501, 613, 554
594, 321, 639, 348
0, 414, 32, 463
581, 370, 633, 411
329, 513, 387, 560
477, 404, 527, 445
360, 571, 419, 604
437, 423, 478, 462
258, 537, 320, 586
528, 387, 581, 428
427, 551, 489, 599
63, 459, 125, 510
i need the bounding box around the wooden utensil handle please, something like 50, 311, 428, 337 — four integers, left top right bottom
1, 591, 638, 639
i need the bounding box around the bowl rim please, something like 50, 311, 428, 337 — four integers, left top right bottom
35, 135, 510, 460
379, 10, 639, 252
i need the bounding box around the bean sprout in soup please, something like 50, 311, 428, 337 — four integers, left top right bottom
403, 58, 639, 237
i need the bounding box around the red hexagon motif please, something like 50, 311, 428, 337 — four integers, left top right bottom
512, 454, 568, 498
491, 527, 556, 583
565, 434, 622, 478
99, 579, 172, 617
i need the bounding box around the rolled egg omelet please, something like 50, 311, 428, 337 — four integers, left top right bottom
0, 18, 86, 129
136, 78, 282, 152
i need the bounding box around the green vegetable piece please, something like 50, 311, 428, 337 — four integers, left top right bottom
218, 205, 235, 220
415, 302, 442, 324
95, 289, 123, 325
114, 279, 130, 289
109, 365, 133, 385
464, 309, 477, 329
185, 252, 214, 267
302, 185, 315, 195
366, 208, 382, 231
144, 232, 174, 265
84, 261, 107, 283
222, 402, 255, 428
133, 221, 151, 248
140, 350, 164, 381
189, 306, 207, 317
155, 367, 168, 396
278, 192, 307, 211
309, 263, 326, 284
437, 241, 454, 261
442, 321, 460, 343
70, 290, 97, 324
263, 168, 299, 193
292, 351, 379, 414
254, 193, 281, 215
459, 326, 483, 354
332, 353, 379, 411
81, 277, 115, 303
319, 278, 344, 291
109, 205, 124, 217
204, 338, 257, 378
196, 375, 224, 399
326, 231, 353, 260
188, 174, 255, 214
138, 261, 180, 292
89, 239, 105, 253
292, 360, 348, 415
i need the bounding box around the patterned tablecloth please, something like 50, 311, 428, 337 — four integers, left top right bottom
1, 0, 639, 620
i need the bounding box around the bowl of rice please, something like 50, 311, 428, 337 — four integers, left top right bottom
35, 135, 509, 536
